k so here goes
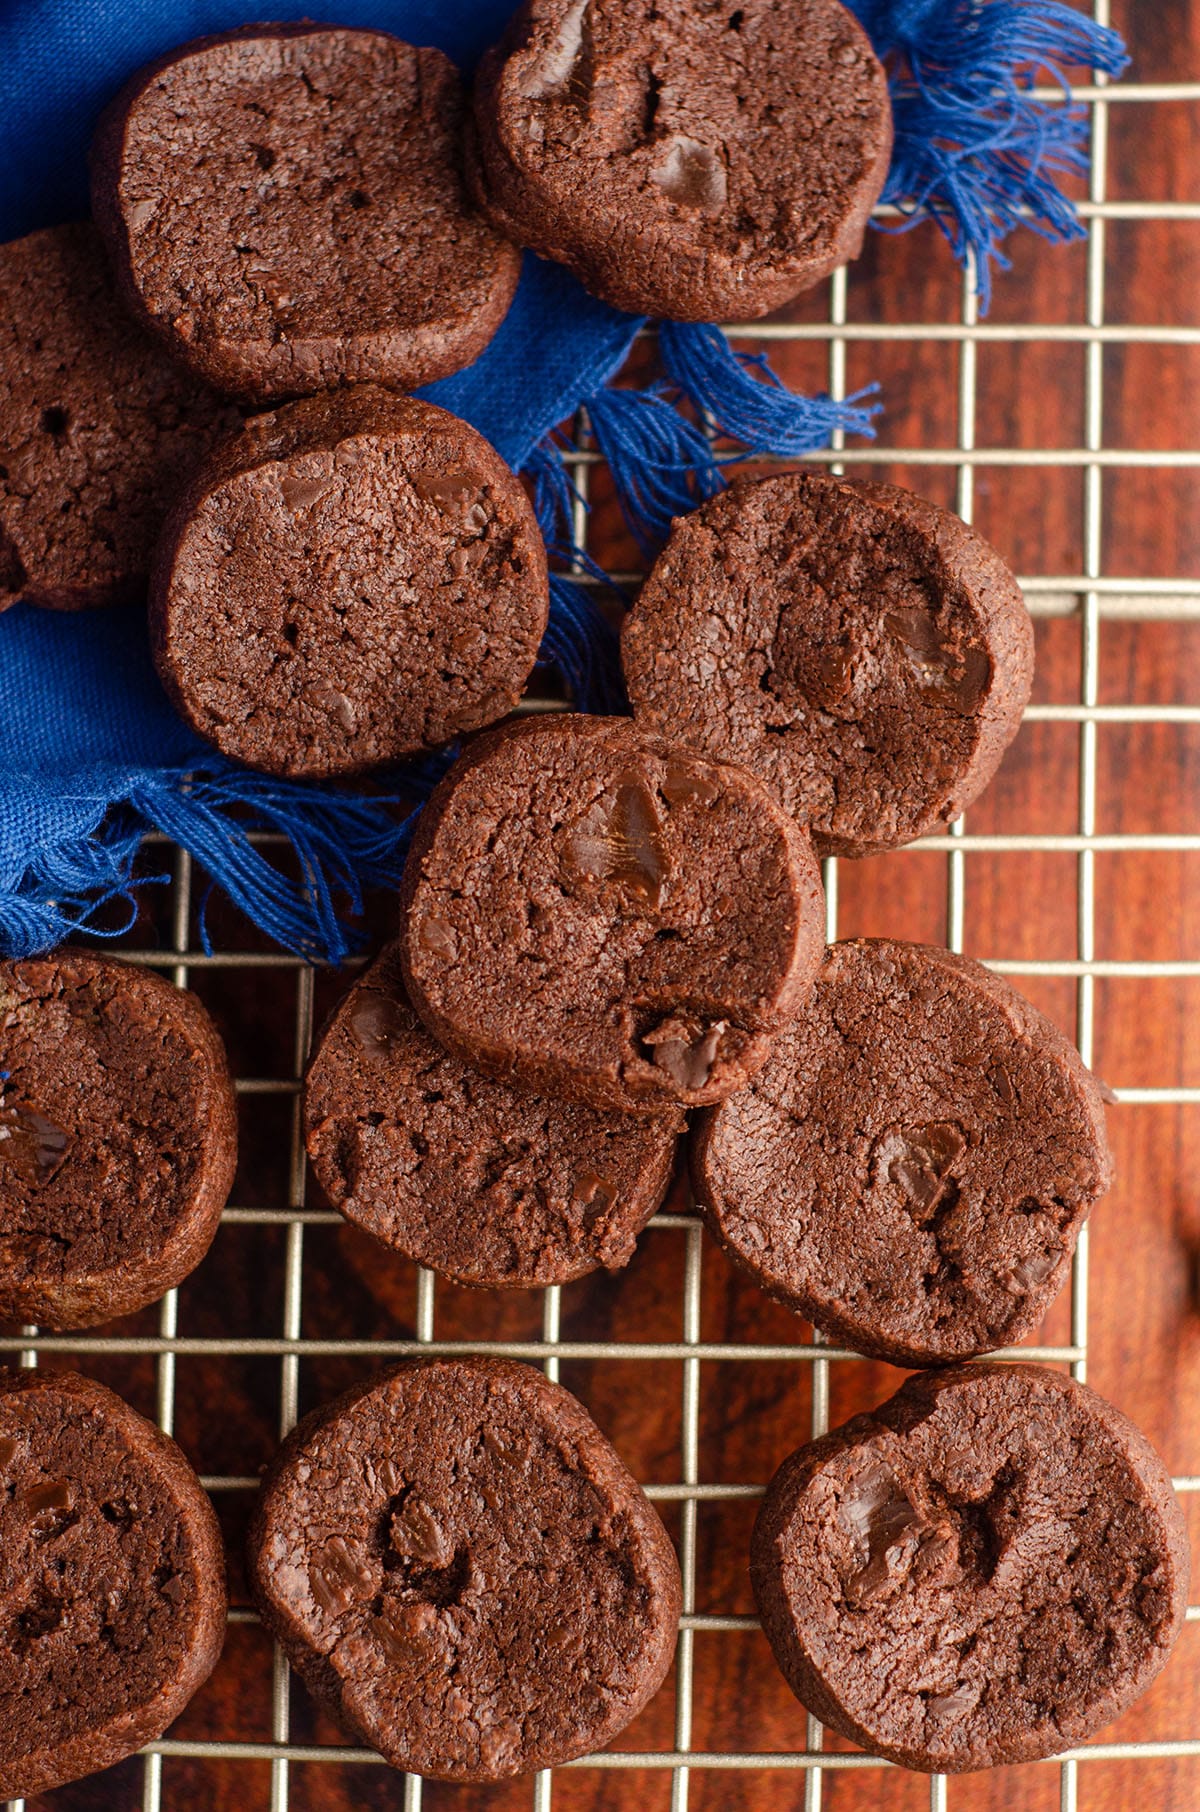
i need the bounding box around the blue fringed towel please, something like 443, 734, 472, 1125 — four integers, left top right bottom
0, 0, 1127, 960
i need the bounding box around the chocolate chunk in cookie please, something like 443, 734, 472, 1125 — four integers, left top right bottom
0, 223, 240, 611
623, 473, 1034, 856
304, 944, 681, 1287
248, 1358, 681, 1779
0, 1368, 225, 1800
399, 714, 825, 1113
91, 26, 521, 403
692, 939, 1113, 1365
150, 388, 547, 779
469, 0, 892, 319
752, 1364, 1188, 1771
0, 952, 237, 1330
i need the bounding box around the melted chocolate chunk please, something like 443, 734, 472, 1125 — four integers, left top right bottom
641, 1017, 728, 1090
279, 472, 335, 513
838, 1456, 929, 1605
309, 1536, 375, 1617
874, 1121, 966, 1221
21, 1479, 73, 1517
987, 1063, 1016, 1105
0, 1102, 69, 1186
574, 1170, 619, 1227
660, 762, 719, 807
348, 993, 409, 1062
411, 472, 492, 535
373, 1598, 436, 1664
926, 1683, 980, 1722
563, 776, 670, 911
1006, 1250, 1059, 1293
886, 607, 992, 714
651, 137, 728, 211
391, 1495, 455, 1569
416, 915, 459, 959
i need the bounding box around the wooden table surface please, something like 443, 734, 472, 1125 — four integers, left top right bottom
8, 2, 1199, 1807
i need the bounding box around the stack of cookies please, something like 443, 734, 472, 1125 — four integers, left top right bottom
0, 3, 1188, 1799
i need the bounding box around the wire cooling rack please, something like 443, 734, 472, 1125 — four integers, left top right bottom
6, 6, 1200, 1808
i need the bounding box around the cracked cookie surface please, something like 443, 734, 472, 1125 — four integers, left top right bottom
692, 939, 1113, 1365
469, 0, 891, 319
248, 1357, 681, 1780
622, 473, 1035, 856
399, 714, 825, 1113
0, 1368, 225, 1800
0, 223, 240, 611
91, 26, 521, 403
0, 951, 236, 1330
751, 1364, 1188, 1771
304, 943, 681, 1287
150, 388, 547, 779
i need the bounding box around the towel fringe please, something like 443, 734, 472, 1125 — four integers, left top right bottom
848, 0, 1129, 309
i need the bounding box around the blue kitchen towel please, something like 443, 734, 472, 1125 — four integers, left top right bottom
0, 0, 1127, 961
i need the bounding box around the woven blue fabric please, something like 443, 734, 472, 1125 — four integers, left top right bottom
0, 0, 1126, 960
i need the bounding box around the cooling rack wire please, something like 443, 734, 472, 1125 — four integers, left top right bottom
7, 5, 1200, 1807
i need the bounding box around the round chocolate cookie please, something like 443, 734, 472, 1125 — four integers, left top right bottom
0, 952, 237, 1330
150, 389, 548, 779
469, 0, 892, 320
91, 26, 521, 404
399, 714, 825, 1113
751, 1364, 1189, 1772
305, 944, 681, 1287
622, 473, 1035, 857
693, 939, 1113, 1366
0, 222, 241, 611
0, 1368, 226, 1799
248, 1357, 681, 1779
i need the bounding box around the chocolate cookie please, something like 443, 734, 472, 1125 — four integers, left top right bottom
399, 714, 825, 1113
149, 389, 548, 779
0, 223, 240, 611
91, 26, 521, 404
248, 1357, 681, 1779
751, 1364, 1189, 1772
622, 473, 1035, 856
0, 952, 237, 1330
0, 1368, 226, 1799
692, 940, 1113, 1366
469, 0, 892, 320
305, 944, 681, 1287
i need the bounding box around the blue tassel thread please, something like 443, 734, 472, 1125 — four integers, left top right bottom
525, 438, 627, 713
0, 813, 156, 958
847, 0, 1129, 309
659, 323, 882, 461
0, 759, 453, 964
578, 324, 879, 555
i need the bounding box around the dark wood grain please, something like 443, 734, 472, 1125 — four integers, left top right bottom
7, 1, 1200, 1805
